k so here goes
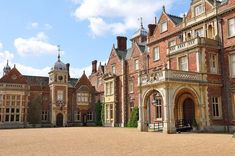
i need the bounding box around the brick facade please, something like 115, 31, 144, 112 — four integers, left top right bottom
0, 57, 96, 128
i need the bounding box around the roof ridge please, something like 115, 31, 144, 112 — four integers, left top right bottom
167, 13, 183, 19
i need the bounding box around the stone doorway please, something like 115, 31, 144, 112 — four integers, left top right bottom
56, 113, 63, 127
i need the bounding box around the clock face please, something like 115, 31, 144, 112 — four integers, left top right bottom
58, 75, 63, 81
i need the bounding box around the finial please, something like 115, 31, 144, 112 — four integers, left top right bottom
140, 17, 143, 28
163, 5, 166, 12
83, 70, 85, 74
57, 45, 61, 61
14, 64, 16, 68
7, 60, 9, 66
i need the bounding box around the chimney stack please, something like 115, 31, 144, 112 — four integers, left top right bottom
148, 24, 156, 36
92, 60, 97, 74
117, 36, 127, 51
66, 63, 70, 79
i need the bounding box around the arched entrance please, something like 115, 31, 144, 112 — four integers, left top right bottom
174, 88, 199, 132
56, 113, 63, 127
143, 89, 163, 132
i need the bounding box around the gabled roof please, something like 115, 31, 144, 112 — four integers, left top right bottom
0, 67, 27, 84
167, 14, 183, 25
115, 49, 127, 60
125, 42, 147, 60
75, 72, 92, 89
68, 78, 78, 88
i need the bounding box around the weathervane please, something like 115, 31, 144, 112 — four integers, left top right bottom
57, 45, 61, 61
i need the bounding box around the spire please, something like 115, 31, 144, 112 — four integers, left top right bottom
7, 60, 9, 66
57, 45, 61, 62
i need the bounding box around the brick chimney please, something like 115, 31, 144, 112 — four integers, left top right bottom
148, 24, 156, 36
92, 60, 97, 74
117, 36, 127, 50
66, 63, 70, 79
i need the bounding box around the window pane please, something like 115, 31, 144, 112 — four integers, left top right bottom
229, 18, 235, 37
161, 22, 167, 32
154, 47, 159, 61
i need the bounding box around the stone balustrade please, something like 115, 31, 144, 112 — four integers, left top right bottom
140, 69, 207, 86
0, 83, 29, 89
167, 37, 219, 54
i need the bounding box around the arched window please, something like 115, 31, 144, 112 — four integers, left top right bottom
208, 25, 214, 39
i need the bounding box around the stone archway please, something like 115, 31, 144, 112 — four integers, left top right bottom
174, 88, 200, 131
143, 89, 163, 131
56, 113, 63, 127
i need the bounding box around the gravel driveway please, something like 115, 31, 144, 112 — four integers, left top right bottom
0, 127, 234, 156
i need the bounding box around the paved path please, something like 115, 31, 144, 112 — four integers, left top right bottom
0, 127, 235, 156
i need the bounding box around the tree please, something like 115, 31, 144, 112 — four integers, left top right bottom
127, 107, 139, 127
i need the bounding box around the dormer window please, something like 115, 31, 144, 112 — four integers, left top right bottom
194, 4, 204, 16
161, 21, 167, 33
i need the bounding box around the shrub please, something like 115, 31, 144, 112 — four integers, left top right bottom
127, 107, 139, 127
95, 101, 103, 126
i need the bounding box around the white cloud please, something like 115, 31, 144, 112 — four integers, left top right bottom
27, 22, 53, 30
14, 32, 58, 56
0, 42, 96, 78
73, 0, 174, 36
0, 42, 3, 50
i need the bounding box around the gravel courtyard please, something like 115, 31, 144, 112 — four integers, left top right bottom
0, 127, 234, 156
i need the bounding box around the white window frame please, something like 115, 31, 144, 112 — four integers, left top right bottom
209, 53, 218, 74
129, 81, 134, 93
155, 98, 162, 120
230, 54, 235, 78
87, 112, 93, 121
105, 81, 114, 96
161, 21, 167, 33
153, 47, 160, 61
134, 59, 139, 71
178, 56, 188, 71
211, 97, 222, 119
77, 92, 90, 103
228, 18, 235, 37
194, 4, 204, 17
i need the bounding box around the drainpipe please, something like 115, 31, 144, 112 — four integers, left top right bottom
217, 14, 230, 132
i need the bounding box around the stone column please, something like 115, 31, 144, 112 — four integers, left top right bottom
163, 86, 176, 133
138, 72, 147, 131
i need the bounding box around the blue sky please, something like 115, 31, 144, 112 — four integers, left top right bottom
0, 0, 190, 78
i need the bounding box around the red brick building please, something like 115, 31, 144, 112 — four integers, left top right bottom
90, 0, 235, 133
0, 54, 96, 128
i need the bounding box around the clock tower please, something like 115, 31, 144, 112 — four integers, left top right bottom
49, 46, 69, 127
